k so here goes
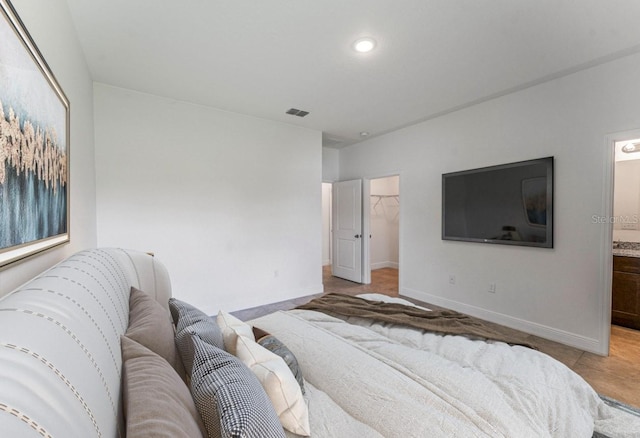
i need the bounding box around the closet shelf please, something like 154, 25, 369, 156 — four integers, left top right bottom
370, 194, 399, 209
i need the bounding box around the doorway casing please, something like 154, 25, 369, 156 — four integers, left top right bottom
602, 128, 640, 355
330, 173, 401, 286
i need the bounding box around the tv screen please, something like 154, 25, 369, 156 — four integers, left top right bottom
442, 157, 553, 248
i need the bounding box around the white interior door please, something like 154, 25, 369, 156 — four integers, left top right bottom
332, 179, 363, 282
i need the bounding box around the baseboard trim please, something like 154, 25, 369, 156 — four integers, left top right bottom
401, 287, 603, 354
231, 289, 323, 321
371, 261, 399, 270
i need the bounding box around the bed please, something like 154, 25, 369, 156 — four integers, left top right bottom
248, 293, 640, 438
1, 248, 637, 437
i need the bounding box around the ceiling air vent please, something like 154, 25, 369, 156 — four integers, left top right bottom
286, 108, 309, 117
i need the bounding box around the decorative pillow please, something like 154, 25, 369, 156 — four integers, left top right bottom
126, 287, 185, 379
121, 336, 206, 438
189, 333, 285, 438
169, 298, 225, 349
169, 298, 226, 376
253, 326, 305, 394
235, 334, 310, 436
216, 310, 254, 355
175, 319, 228, 376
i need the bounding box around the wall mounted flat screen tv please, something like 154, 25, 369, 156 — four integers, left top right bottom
442, 157, 553, 248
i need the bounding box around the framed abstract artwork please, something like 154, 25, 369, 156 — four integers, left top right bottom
0, 0, 70, 268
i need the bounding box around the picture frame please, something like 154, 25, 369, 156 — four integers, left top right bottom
0, 0, 70, 268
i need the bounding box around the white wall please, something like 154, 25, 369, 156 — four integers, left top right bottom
0, 0, 96, 296
94, 84, 323, 314
370, 176, 399, 269
322, 147, 339, 182
339, 51, 640, 354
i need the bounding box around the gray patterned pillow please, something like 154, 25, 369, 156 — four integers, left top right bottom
169, 298, 225, 349
189, 333, 285, 438
253, 326, 305, 395
169, 298, 226, 376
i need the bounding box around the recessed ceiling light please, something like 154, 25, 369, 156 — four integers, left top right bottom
353, 37, 376, 53
360, 131, 370, 137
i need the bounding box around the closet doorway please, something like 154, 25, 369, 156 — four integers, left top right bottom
368, 175, 400, 282
321, 175, 400, 290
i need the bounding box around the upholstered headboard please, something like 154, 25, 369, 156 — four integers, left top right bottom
0, 248, 171, 437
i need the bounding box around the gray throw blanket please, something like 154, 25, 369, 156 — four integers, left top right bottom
297, 293, 538, 350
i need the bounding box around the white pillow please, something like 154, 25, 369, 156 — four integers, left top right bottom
235, 334, 311, 436
216, 310, 255, 354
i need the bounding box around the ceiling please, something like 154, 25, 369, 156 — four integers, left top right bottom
64, 0, 640, 149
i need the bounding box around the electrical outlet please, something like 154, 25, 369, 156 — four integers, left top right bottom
449, 275, 456, 285
488, 283, 496, 293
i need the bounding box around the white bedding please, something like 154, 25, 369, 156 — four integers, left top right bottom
250, 300, 640, 438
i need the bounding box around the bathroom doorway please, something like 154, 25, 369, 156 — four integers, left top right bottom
611, 138, 640, 331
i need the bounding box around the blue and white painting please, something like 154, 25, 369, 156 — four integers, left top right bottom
0, 1, 69, 266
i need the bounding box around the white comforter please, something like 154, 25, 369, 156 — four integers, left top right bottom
250, 303, 639, 438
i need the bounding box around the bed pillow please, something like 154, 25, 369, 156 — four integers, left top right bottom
121, 336, 206, 438
126, 287, 185, 379
169, 298, 226, 376
189, 332, 285, 438
235, 334, 310, 436
168, 298, 225, 349
216, 310, 254, 355
253, 326, 305, 394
